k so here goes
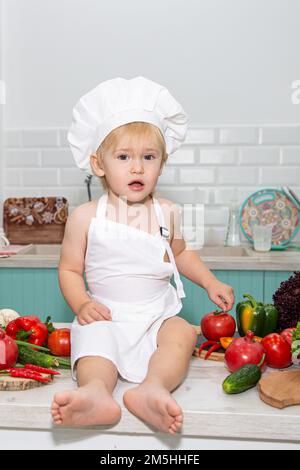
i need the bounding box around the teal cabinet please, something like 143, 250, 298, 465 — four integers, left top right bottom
0, 268, 295, 325
0, 268, 74, 322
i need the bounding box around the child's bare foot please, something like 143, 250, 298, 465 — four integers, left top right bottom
123, 381, 183, 435
51, 380, 121, 427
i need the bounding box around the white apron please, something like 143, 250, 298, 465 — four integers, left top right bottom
71, 192, 186, 383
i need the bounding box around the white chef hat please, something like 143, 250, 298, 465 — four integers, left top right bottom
67, 76, 189, 172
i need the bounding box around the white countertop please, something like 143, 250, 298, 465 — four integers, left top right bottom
0, 244, 300, 270
1, 355, 300, 443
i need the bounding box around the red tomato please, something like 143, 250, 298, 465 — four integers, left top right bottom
47, 328, 71, 356
262, 333, 292, 368
201, 310, 236, 341
280, 328, 296, 346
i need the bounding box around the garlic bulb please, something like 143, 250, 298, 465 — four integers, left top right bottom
0, 309, 20, 328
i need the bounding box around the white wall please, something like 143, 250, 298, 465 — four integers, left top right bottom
3, 0, 300, 127
1, 0, 300, 245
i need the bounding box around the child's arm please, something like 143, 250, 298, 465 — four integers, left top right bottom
58, 204, 112, 324
174, 248, 216, 289
170, 203, 235, 312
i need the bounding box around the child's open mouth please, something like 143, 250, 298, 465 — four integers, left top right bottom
128, 181, 145, 191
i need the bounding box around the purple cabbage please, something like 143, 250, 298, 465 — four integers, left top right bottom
273, 271, 300, 331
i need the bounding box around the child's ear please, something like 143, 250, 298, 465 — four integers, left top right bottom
90, 153, 105, 177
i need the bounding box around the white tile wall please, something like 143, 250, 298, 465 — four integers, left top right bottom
239, 147, 280, 165
3, 125, 300, 246
260, 126, 300, 145
219, 127, 259, 145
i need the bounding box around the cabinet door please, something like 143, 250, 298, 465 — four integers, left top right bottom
174, 270, 264, 326
264, 271, 294, 304
0, 268, 74, 322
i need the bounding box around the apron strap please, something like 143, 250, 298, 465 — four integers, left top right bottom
153, 198, 186, 299
96, 193, 108, 219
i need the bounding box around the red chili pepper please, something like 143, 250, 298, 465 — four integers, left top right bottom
6, 316, 48, 347
7, 367, 42, 375
198, 340, 218, 356
9, 369, 51, 383
204, 342, 222, 360
24, 363, 60, 376
3, 365, 26, 373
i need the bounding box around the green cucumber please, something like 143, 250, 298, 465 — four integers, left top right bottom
222, 364, 261, 394
17, 345, 71, 369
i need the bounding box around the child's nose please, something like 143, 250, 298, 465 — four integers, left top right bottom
131, 161, 144, 172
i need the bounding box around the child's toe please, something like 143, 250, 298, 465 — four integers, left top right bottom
168, 417, 182, 434
53, 418, 63, 425
169, 423, 178, 433
51, 410, 61, 419
51, 401, 63, 422
169, 426, 177, 435
51, 401, 60, 412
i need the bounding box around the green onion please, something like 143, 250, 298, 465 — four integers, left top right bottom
15, 340, 51, 352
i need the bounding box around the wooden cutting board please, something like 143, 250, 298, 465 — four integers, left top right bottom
3, 197, 68, 244
258, 369, 300, 409
0, 374, 53, 391
0, 373, 52, 391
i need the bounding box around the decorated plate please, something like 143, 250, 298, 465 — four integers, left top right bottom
240, 188, 300, 247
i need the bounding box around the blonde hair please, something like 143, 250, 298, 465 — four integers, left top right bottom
95, 122, 168, 196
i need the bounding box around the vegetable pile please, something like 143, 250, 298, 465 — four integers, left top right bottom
0, 311, 71, 384
273, 271, 300, 330
197, 287, 298, 396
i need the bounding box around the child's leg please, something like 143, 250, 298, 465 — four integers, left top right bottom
123, 317, 197, 435
51, 356, 121, 427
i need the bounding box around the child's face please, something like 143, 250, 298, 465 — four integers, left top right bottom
91, 133, 164, 200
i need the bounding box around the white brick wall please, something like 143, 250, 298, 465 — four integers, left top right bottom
2, 125, 300, 246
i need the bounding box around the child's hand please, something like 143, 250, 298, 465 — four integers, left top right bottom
205, 279, 235, 312
77, 299, 112, 325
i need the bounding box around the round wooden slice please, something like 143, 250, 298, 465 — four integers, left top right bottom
258, 369, 300, 409
0, 373, 52, 391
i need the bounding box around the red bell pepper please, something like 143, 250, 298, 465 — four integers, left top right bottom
6, 315, 48, 347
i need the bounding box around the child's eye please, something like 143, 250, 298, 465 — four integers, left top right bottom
117, 154, 155, 161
